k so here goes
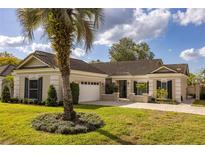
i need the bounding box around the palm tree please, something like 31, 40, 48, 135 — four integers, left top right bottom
17, 9, 103, 120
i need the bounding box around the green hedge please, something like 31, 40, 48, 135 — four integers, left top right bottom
70, 82, 79, 105
1, 86, 11, 103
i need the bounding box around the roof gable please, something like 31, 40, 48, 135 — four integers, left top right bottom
150, 64, 189, 75
0, 64, 16, 76
17, 55, 50, 69
151, 66, 177, 74
16, 51, 105, 74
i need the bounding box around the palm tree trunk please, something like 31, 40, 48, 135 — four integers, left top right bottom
48, 9, 76, 121
60, 56, 76, 121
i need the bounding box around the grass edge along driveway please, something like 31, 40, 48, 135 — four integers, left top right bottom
1, 102, 205, 145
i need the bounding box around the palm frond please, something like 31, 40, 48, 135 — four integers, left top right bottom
16, 9, 48, 41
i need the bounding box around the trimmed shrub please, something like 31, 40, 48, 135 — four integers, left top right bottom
22, 98, 33, 104
70, 82, 79, 105
10, 98, 19, 103
32, 112, 104, 134
45, 85, 58, 106
1, 86, 11, 103
106, 83, 118, 94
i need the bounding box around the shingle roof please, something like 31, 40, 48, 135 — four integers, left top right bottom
18, 51, 189, 76
28, 51, 106, 74
0, 64, 16, 76
91, 59, 163, 76
164, 64, 189, 75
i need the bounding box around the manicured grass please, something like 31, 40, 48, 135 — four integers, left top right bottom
1, 102, 205, 144
192, 100, 205, 107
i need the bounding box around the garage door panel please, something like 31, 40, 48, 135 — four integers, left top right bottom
79, 84, 100, 102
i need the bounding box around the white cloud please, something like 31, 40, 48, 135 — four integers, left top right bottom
95, 9, 171, 46
31, 42, 51, 52
0, 35, 29, 47
180, 46, 205, 61
0, 35, 86, 59
173, 9, 205, 26
180, 48, 200, 61
199, 47, 205, 57
71, 48, 86, 58
168, 48, 172, 52
0, 35, 51, 55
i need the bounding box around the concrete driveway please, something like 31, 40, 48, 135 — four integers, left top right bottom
80, 100, 205, 116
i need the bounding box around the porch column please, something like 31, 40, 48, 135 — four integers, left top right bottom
175, 79, 181, 102
100, 80, 105, 100
195, 83, 200, 100
14, 76, 20, 98
127, 79, 131, 98
148, 79, 153, 96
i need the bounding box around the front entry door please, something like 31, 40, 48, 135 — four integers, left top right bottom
119, 80, 127, 98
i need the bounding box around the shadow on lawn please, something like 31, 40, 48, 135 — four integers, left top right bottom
97, 129, 134, 145
74, 104, 112, 110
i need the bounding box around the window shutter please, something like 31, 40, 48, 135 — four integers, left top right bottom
167, 80, 172, 99
38, 77, 43, 101
157, 80, 161, 89
147, 81, 149, 94
24, 78, 28, 98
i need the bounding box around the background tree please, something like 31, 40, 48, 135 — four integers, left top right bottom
17, 8, 103, 120
187, 70, 205, 85
135, 42, 155, 60
0, 51, 21, 66
195, 69, 205, 84
109, 37, 155, 61
187, 73, 196, 85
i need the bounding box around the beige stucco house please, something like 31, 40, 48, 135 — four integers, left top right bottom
13, 51, 189, 103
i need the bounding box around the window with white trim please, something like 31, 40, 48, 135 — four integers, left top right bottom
29, 80, 38, 99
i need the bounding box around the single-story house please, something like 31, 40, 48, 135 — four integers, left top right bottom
0, 64, 16, 96
13, 50, 189, 103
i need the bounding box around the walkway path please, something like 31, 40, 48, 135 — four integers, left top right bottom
80, 100, 205, 116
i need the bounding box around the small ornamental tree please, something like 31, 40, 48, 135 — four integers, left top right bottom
136, 83, 146, 92
70, 82, 79, 105
155, 88, 168, 99
46, 85, 58, 106
1, 86, 11, 103
5, 75, 14, 97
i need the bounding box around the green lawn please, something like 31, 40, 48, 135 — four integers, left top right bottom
192, 100, 205, 107
1, 102, 205, 144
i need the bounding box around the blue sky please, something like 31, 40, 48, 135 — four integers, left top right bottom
0, 8, 205, 73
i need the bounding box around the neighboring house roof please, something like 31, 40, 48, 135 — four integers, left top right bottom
91, 59, 163, 76
0, 64, 16, 77
17, 50, 106, 74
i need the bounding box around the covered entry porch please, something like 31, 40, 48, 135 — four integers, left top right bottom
103, 73, 187, 103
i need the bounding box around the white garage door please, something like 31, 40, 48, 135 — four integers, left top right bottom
79, 82, 100, 102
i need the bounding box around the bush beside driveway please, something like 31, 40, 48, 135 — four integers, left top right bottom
192, 100, 205, 107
